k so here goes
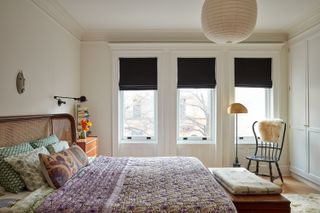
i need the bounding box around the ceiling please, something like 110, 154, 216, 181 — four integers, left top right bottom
36, 0, 320, 42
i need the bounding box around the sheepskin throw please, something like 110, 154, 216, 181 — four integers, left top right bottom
258, 120, 283, 143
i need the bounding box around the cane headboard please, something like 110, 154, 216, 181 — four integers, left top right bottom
0, 114, 76, 148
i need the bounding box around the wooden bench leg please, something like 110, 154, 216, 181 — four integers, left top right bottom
276, 162, 283, 183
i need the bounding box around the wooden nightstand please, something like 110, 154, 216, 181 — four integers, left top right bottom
76, 136, 98, 157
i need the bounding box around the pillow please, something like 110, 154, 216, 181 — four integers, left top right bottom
29, 135, 59, 149
0, 143, 34, 193
46, 141, 69, 154
39, 145, 88, 189
69, 145, 89, 167
4, 147, 50, 191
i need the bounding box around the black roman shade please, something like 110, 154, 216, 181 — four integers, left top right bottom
119, 58, 157, 90
235, 58, 272, 88
177, 58, 216, 88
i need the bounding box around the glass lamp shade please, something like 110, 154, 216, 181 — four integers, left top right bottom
201, 0, 257, 44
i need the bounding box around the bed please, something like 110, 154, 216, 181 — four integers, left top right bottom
0, 114, 236, 212
0, 114, 290, 212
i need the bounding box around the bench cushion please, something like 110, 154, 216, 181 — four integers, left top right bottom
209, 168, 282, 195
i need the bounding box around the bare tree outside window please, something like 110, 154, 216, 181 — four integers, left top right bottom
178, 89, 212, 138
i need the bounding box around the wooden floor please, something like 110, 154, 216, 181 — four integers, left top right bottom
263, 176, 320, 194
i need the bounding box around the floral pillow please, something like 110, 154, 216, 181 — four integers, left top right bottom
39, 145, 88, 189
46, 141, 69, 154
4, 147, 50, 191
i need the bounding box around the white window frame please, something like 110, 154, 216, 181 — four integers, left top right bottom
176, 88, 216, 144
119, 90, 158, 143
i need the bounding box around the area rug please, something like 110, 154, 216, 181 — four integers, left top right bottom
283, 193, 320, 213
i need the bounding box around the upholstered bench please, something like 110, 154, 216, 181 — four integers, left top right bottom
209, 167, 282, 195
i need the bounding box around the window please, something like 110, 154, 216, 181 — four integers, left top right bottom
234, 58, 272, 143
118, 58, 157, 143
177, 58, 216, 143
178, 88, 214, 142
235, 87, 271, 140
121, 90, 156, 141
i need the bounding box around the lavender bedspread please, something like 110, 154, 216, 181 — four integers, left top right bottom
37, 156, 236, 213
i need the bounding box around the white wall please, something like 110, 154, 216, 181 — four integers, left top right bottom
0, 0, 80, 116
82, 42, 289, 173
80, 42, 112, 156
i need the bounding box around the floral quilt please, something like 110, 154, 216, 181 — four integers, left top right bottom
37, 156, 236, 213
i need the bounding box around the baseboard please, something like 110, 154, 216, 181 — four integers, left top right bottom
291, 172, 320, 191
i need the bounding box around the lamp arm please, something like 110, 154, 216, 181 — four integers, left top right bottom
54, 96, 77, 100
54, 96, 87, 102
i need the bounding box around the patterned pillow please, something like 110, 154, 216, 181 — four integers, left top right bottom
46, 141, 70, 154
29, 135, 59, 149
4, 147, 50, 191
0, 143, 34, 193
39, 145, 88, 189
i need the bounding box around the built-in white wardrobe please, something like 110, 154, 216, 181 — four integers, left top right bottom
289, 27, 320, 186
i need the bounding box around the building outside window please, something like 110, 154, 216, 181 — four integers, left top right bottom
121, 90, 156, 139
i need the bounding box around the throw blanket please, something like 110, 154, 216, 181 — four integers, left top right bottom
258, 120, 283, 143
37, 156, 236, 213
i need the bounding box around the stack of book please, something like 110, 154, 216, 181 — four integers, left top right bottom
76, 104, 90, 134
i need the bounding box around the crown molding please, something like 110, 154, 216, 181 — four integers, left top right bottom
245, 33, 288, 43
288, 7, 320, 40
108, 42, 285, 52
82, 29, 209, 42
82, 30, 287, 43
30, 0, 85, 40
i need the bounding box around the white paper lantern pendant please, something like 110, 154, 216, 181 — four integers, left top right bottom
201, 0, 257, 44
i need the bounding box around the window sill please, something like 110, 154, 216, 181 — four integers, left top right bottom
238, 137, 256, 145
177, 140, 215, 145
119, 140, 157, 144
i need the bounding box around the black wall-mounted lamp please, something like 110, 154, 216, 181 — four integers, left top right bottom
54, 96, 87, 107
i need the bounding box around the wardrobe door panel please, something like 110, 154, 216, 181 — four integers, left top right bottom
290, 41, 307, 128
309, 130, 320, 179
290, 128, 307, 173
308, 35, 320, 129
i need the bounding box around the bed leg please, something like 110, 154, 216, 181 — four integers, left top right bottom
255, 161, 259, 175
